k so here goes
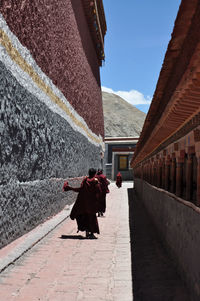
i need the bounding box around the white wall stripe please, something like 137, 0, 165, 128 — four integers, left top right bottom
0, 13, 104, 149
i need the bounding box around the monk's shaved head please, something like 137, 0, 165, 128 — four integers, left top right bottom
88, 168, 96, 178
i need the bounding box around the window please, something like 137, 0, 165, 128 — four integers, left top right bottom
118, 155, 128, 170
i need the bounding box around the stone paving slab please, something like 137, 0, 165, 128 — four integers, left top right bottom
0, 204, 73, 273
0, 183, 133, 301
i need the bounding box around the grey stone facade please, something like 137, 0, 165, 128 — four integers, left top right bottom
0, 62, 102, 248
0, 177, 81, 249
0, 62, 101, 183
134, 178, 200, 301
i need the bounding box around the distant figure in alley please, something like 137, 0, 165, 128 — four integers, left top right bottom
63, 168, 101, 239
96, 169, 110, 217
116, 172, 122, 188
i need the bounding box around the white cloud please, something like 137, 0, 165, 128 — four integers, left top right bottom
101, 86, 152, 106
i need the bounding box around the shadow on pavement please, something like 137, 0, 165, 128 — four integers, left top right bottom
59, 235, 86, 240
127, 188, 190, 301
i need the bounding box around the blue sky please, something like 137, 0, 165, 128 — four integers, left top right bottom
100, 0, 182, 113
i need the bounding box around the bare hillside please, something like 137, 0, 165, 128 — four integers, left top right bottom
102, 92, 146, 137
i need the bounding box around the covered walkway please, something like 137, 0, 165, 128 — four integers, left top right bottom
0, 183, 189, 300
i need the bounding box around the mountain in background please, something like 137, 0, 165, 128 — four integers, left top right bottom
102, 91, 146, 137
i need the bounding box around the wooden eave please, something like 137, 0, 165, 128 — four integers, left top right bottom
131, 0, 200, 168
82, 0, 107, 65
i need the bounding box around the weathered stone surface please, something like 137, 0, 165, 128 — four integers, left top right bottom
0, 177, 82, 249
129, 188, 190, 301
134, 178, 200, 301
0, 61, 102, 248
0, 61, 102, 184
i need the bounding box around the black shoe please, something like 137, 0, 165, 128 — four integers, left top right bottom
86, 231, 90, 238
88, 234, 98, 239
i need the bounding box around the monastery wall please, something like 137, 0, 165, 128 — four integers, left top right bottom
134, 178, 200, 301
133, 122, 200, 300
131, 1, 200, 298
0, 1, 105, 247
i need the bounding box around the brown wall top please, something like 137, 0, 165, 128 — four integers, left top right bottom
82, 0, 107, 65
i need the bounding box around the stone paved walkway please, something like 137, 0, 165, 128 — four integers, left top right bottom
0, 183, 132, 301
0, 183, 190, 301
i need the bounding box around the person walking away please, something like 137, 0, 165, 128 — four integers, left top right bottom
63, 168, 101, 239
96, 169, 110, 217
116, 172, 122, 188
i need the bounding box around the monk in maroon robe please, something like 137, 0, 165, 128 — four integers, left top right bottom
96, 169, 110, 217
116, 172, 122, 188
63, 168, 101, 239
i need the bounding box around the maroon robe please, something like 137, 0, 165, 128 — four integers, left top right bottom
96, 173, 110, 213
63, 177, 101, 234
116, 172, 122, 188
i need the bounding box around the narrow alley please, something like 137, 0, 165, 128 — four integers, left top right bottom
0, 183, 190, 301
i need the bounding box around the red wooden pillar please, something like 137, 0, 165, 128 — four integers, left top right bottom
196, 155, 200, 206
165, 155, 171, 191
149, 160, 152, 184
176, 151, 185, 197
162, 159, 165, 189
186, 154, 192, 201
145, 162, 148, 181
157, 160, 162, 187
141, 164, 144, 181
161, 150, 166, 189
176, 157, 182, 197
152, 163, 154, 185
152, 159, 156, 186
186, 146, 195, 201
155, 155, 159, 187
153, 162, 155, 185
155, 161, 158, 187
151, 158, 154, 184
193, 129, 200, 206
148, 160, 151, 183
149, 162, 152, 184
157, 161, 161, 187
171, 153, 176, 193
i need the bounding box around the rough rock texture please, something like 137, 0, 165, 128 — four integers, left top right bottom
0, 62, 102, 184
0, 61, 102, 248
134, 178, 200, 301
0, 177, 82, 249
102, 92, 146, 137
129, 188, 190, 300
